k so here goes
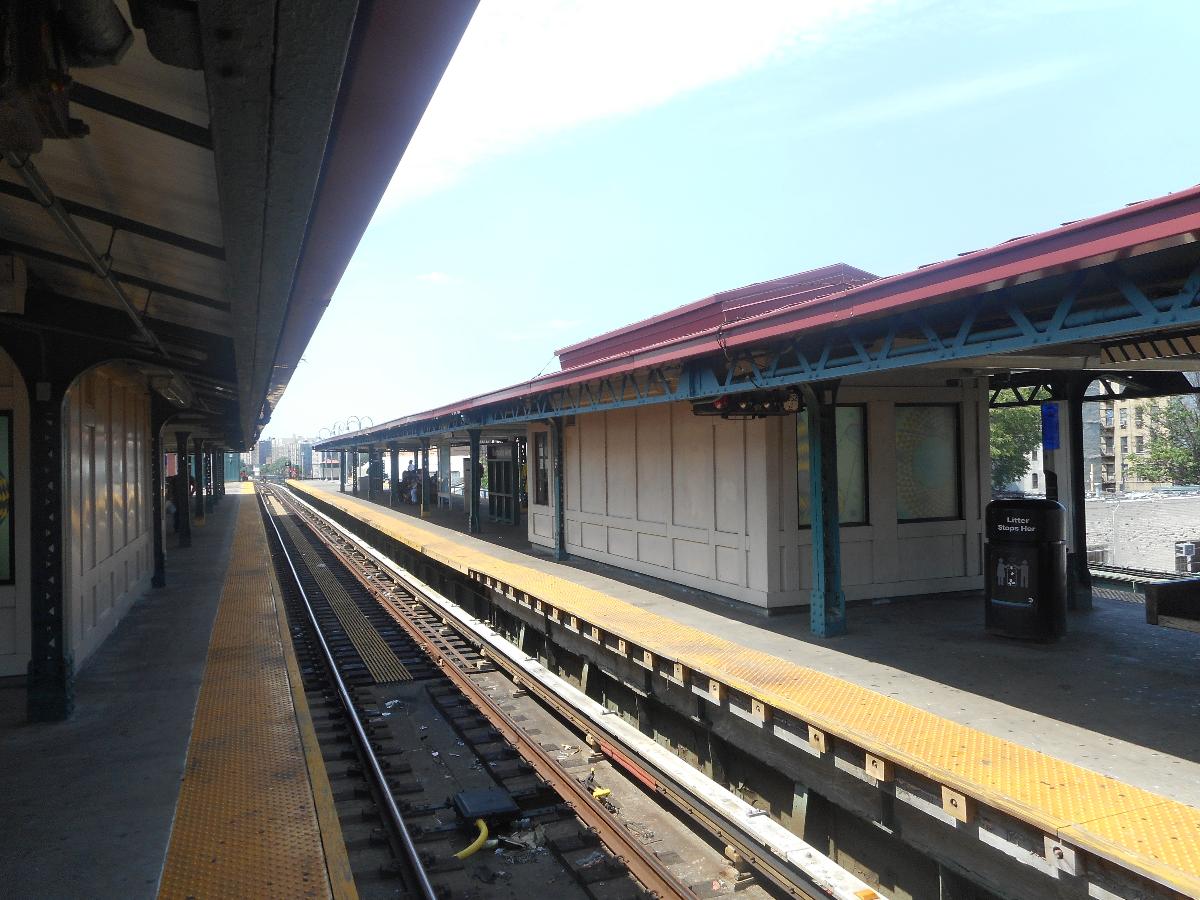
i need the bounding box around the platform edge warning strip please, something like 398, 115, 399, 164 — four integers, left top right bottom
287, 480, 1200, 895
158, 496, 333, 900
270, 514, 359, 900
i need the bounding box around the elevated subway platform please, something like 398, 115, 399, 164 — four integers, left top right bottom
289, 478, 1200, 897
0, 492, 350, 899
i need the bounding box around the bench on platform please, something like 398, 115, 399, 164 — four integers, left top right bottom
1145, 577, 1200, 633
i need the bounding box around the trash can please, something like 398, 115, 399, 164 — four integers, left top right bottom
984, 498, 1067, 640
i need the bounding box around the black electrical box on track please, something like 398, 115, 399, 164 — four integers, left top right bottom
984, 498, 1068, 641
452, 788, 519, 824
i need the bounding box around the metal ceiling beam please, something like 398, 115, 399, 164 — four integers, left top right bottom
988, 370, 1200, 407
0, 179, 225, 260
2, 238, 228, 312
5, 151, 168, 357
69, 83, 213, 149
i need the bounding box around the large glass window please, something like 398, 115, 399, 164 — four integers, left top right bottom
797, 405, 867, 527
894, 404, 960, 522
533, 431, 549, 506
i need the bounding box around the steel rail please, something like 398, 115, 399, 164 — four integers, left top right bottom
257, 491, 438, 900
1089, 563, 1189, 581
265, 486, 687, 899
272, 482, 879, 900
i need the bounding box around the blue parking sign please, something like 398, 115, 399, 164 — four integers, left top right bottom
1041, 402, 1060, 451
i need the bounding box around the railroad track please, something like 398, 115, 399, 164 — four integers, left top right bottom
260, 487, 689, 899
260, 483, 877, 900
1088, 563, 1190, 582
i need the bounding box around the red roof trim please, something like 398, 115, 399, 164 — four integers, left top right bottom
344, 185, 1200, 440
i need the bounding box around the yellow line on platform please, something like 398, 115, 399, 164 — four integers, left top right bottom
288, 479, 1200, 896
271, 525, 359, 900
158, 497, 332, 900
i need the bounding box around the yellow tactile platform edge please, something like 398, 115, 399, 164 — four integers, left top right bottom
270, 516, 359, 900
288, 480, 1200, 895
159, 495, 335, 900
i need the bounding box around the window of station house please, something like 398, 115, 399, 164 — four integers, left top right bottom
533, 431, 549, 506
796, 405, 868, 527
894, 404, 961, 522
1032, 472, 1039, 489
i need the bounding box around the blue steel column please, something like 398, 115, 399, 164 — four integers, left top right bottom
551, 419, 567, 560
351, 450, 359, 496
204, 451, 215, 511
419, 437, 431, 518
1066, 382, 1093, 610
467, 428, 482, 533
193, 439, 206, 524
175, 432, 192, 547
366, 448, 379, 502
339, 450, 346, 492
389, 445, 400, 508
151, 427, 166, 587
26, 382, 71, 721
801, 384, 846, 637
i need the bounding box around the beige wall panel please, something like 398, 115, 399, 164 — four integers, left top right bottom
112, 385, 127, 554
673, 538, 711, 578
715, 545, 744, 586
607, 526, 636, 560
566, 518, 582, 547
578, 414, 606, 514
580, 521, 606, 552
532, 512, 553, 539
605, 408, 636, 520
94, 377, 111, 564
635, 406, 669, 524
671, 404, 713, 530
64, 366, 153, 669
841, 541, 875, 586
897, 534, 966, 581
564, 423, 580, 512
714, 418, 746, 536
637, 532, 671, 568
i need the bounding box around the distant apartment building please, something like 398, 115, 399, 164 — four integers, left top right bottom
1014, 443, 1046, 494
1095, 397, 1164, 493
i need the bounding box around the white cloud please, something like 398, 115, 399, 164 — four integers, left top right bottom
809, 58, 1087, 132
416, 271, 453, 284
382, 0, 891, 210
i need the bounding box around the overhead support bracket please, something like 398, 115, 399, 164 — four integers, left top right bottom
4, 151, 169, 357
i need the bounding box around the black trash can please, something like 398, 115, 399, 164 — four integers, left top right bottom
984, 498, 1067, 640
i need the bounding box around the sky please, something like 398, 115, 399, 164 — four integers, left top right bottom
266, 0, 1199, 441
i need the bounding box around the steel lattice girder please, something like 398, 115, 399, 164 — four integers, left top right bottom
988, 370, 1200, 408
326, 250, 1200, 447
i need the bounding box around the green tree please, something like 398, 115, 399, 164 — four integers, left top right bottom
262, 457, 292, 476
1129, 398, 1200, 485
989, 394, 1042, 491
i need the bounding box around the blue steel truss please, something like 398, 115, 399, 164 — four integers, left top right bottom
322, 256, 1200, 448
